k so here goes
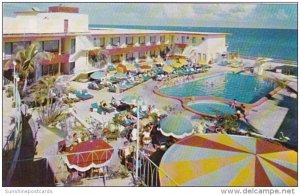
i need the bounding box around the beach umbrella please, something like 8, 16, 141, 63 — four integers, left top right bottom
107, 63, 116, 71
65, 139, 114, 172
125, 63, 137, 71
114, 73, 127, 80
159, 115, 193, 139
159, 134, 297, 186
116, 64, 127, 73
139, 63, 153, 72
90, 71, 106, 80
179, 58, 188, 65
172, 62, 184, 68
198, 60, 207, 65
155, 57, 164, 64
121, 95, 144, 106
162, 65, 174, 74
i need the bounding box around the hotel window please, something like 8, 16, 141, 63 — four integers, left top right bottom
71, 39, 76, 54
139, 52, 146, 59
44, 40, 59, 53
111, 55, 121, 63
37, 41, 44, 52
42, 64, 59, 76
94, 38, 101, 47
12, 41, 31, 54
139, 36, 145, 45
170, 35, 174, 43
150, 50, 156, 57
126, 53, 134, 61
150, 36, 156, 44
160, 36, 165, 43
126, 37, 133, 45
4, 42, 13, 55
99, 37, 105, 47
192, 37, 196, 44
111, 37, 120, 47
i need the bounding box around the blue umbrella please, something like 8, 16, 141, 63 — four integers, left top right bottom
107, 63, 116, 71
114, 73, 127, 80
90, 71, 106, 80
160, 115, 194, 139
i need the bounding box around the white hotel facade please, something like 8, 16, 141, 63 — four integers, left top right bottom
3, 5, 228, 81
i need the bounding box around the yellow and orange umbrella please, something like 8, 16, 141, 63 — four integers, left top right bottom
179, 58, 188, 65
198, 60, 207, 65
125, 63, 136, 71
159, 134, 297, 186
155, 57, 164, 64
162, 65, 174, 74
172, 62, 184, 68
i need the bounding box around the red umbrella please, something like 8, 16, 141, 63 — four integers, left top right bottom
65, 139, 114, 171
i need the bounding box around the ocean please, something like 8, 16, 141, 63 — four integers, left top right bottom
90, 24, 297, 62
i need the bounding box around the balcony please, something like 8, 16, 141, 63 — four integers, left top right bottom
41, 53, 70, 65
175, 43, 187, 49
106, 43, 169, 56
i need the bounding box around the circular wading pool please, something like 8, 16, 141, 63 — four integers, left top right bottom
187, 101, 236, 116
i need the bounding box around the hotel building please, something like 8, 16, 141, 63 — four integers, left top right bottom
3, 5, 228, 81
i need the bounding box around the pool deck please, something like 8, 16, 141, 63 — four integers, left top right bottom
5, 57, 297, 186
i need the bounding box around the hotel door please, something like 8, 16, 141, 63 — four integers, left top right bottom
64, 19, 69, 33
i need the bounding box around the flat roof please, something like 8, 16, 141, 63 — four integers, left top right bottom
88, 28, 230, 36
3, 28, 229, 39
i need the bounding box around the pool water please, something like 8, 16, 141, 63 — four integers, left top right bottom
188, 101, 236, 116
159, 73, 277, 103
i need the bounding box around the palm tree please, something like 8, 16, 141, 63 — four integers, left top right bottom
33, 75, 63, 125
5, 43, 52, 94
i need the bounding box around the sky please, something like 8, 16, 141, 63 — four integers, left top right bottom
3, 2, 298, 29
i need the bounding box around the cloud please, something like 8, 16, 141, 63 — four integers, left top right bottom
276, 9, 289, 20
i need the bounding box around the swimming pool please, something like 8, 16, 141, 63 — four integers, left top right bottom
188, 101, 236, 116
159, 73, 277, 104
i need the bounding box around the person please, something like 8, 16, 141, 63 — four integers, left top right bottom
230, 99, 237, 108
239, 104, 246, 115
111, 97, 118, 107
130, 125, 137, 142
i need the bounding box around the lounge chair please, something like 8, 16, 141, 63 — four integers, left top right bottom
108, 85, 116, 93
88, 82, 100, 90
100, 104, 115, 113
90, 103, 106, 114
75, 91, 93, 100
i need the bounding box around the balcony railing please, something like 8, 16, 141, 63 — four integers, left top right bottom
106, 43, 170, 56
41, 53, 70, 65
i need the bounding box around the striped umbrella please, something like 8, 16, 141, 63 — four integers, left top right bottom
159, 134, 297, 186
125, 63, 137, 71
172, 62, 184, 68
65, 139, 114, 172
162, 65, 174, 74
179, 58, 188, 65
159, 115, 193, 139
155, 57, 164, 64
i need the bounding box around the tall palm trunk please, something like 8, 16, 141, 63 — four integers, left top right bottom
22, 78, 28, 94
